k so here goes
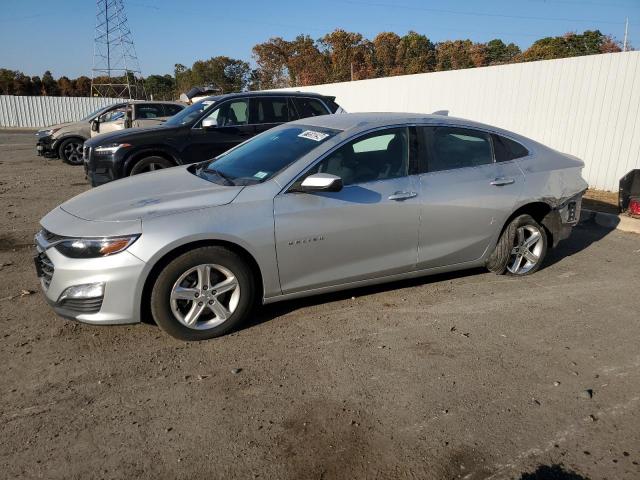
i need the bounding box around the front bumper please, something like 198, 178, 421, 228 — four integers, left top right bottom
36, 135, 58, 158
34, 231, 146, 325
84, 145, 118, 187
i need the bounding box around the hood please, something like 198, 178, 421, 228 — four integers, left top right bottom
60, 166, 244, 222
84, 124, 175, 147
39, 121, 76, 133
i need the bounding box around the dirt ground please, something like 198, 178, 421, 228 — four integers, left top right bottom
582, 190, 619, 215
1, 130, 639, 480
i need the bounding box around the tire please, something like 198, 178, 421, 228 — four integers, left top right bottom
150, 246, 255, 341
486, 214, 548, 276
59, 138, 84, 165
129, 156, 174, 176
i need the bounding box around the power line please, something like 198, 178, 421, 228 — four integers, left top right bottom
335, 0, 627, 25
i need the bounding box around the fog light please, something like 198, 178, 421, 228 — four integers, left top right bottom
58, 282, 105, 301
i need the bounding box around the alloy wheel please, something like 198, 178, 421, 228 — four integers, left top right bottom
169, 263, 240, 330
506, 225, 544, 275
63, 141, 83, 164
139, 162, 166, 172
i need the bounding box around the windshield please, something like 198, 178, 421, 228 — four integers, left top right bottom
165, 100, 215, 126
82, 105, 115, 121
194, 125, 340, 186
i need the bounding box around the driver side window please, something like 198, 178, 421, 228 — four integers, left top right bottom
306, 128, 408, 186
202, 99, 248, 127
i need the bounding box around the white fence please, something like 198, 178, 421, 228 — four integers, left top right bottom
281, 51, 640, 191
0, 95, 124, 129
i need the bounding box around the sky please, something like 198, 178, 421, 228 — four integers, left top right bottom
0, 0, 638, 78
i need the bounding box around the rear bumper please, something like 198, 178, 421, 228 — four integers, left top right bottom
544, 192, 584, 247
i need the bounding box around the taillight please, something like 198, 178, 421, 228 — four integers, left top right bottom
629, 197, 640, 216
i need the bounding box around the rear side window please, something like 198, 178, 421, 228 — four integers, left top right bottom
163, 104, 184, 116
492, 134, 529, 161
251, 97, 291, 124
424, 127, 493, 172
136, 104, 164, 119
292, 98, 329, 118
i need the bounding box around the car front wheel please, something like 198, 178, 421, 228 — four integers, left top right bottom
150, 246, 255, 340
130, 156, 174, 176
486, 214, 548, 276
59, 138, 84, 165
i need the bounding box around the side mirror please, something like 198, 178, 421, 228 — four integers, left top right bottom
299, 173, 343, 193
90, 120, 99, 132
202, 117, 217, 129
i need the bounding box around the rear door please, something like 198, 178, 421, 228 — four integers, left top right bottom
185, 98, 255, 163
250, 97, 294, 135
133, 103, 166, 128
416, 126, 524, 269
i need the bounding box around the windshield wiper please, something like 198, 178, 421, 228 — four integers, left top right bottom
203, 167, 235, 186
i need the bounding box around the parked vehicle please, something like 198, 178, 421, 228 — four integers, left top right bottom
35, 101, 185, 165
82, 92, 343, 186
36, 113, 587, 341
90, 101, 185, 137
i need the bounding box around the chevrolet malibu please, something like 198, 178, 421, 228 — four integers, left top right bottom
35, 113, 587, 341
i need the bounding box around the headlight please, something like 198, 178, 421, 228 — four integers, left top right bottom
94, 143, 131, 154
54, 235, 139, 258
37, 128, 59, 137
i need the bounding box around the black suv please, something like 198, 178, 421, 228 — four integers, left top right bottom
83, 92, 342, 186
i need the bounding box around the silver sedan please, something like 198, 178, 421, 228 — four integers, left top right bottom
35, 113, 587, 340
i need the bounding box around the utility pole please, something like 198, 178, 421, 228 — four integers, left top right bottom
350, 62, 354, 81
91, 0, 146, 99
623, 17, 629, 52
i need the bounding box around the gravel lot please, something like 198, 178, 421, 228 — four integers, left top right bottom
1, 130, 639, 480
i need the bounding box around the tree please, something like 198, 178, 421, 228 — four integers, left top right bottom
145, 74, 176, 100
435, 40, 475, 71
0, 69, 16, 94
57, 76, 74, 96
74, 76, 91, 96
41, 70, 59, 96
521, 30, 621, 61
373, 32, 401, 77
189, 56, 250, 93
320, 29, 375, 82
252, 37, 291, 89
286, 35, 330, 86
30, 76, 42, 95
484, 39, 521, 65
396, 31, 436, 74
13, 72, 34, 95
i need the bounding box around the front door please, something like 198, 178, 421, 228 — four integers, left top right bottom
274, 127, 420, 294
416, 126, 524, 269
185, 98, 255, 163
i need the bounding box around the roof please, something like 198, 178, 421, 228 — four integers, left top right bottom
287, 112, 534, 144
197, 91, 334, 103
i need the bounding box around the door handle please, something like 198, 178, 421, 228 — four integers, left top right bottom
490, 177, 515, 186
388, 191, 417, 201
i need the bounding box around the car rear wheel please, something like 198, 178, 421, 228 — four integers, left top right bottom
59, 138, 84, 165
150, 246, 255, 341
130, 156, 174, 176
486, 214, 548, 276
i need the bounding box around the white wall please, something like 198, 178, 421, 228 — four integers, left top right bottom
0, 95, 124, 129
281, 51, 640, 191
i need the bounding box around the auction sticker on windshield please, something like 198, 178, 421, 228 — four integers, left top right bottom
298, 130, 329, 142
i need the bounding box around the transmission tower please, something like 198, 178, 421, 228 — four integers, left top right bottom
91, 0, 146, 99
